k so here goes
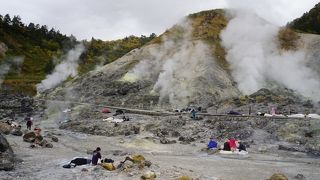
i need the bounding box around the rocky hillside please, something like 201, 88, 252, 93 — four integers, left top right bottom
42, 9, 320, 112
43, 10, 239, 109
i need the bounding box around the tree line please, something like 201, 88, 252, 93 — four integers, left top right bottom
0, 14, 156, 94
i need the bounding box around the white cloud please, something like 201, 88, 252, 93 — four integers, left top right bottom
0, 0, 318, 40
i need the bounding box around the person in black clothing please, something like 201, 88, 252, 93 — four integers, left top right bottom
238, 142, 246, 152
25, 115, 33, 130
91, 147, 102, 165
223, 141, 231, 151
63, 158, 92, 168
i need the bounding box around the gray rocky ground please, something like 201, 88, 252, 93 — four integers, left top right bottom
1, 101, 320, 180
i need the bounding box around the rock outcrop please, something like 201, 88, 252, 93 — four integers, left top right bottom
0, 133, 14, 171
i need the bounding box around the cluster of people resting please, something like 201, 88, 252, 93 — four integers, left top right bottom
207, 137, 247, 153
63, 147, 151, 171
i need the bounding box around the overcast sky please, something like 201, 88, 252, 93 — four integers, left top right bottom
0, 0, 318, 40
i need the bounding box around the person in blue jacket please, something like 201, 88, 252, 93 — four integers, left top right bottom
191, 109, 197, 120
207, 136, 218, 149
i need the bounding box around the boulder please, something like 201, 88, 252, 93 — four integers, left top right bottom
268, 173, 288, 180
141, 171, 157, 180
144, 160, 152, 168
0, 123, 11, 135
294, 174, 305, 180
160, 137, 176, 144
23, 132, 36, 142
0, 133, 14, 171
178, 136, 195, 143
176, 176, 191, 180
45, 143, 53, 148
23, 132, 43, 143
51, 136, 59, 142
101, 163, 116, 171
132, 154, 145, 163
39, 139, 48, 147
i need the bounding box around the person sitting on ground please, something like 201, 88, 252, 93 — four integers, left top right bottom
113, 109, 124, 116
222, 141, 231, 151
228, 138, 238, 152
122, 116, 129, 121
207, 136, 218, 149
91, 147, 102, 165
237, 141, 247, 152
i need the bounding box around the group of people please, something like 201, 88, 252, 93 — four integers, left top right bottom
207, 137, 247, 153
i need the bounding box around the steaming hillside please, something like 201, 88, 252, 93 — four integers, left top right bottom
44, 9, 320, 110
44, 10, 239, 108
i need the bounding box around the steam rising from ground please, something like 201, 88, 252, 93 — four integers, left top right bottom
221, 10, 320, 100
126, 20, 226, 107
0, 57, 24, 86
37, 44, 85, 92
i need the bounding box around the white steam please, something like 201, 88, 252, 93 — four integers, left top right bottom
37, 44, 85, 92
221, 10, 320, 100
0, 57, 24, 86
126, 20, 235, 107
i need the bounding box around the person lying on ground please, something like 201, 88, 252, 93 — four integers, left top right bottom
63, 158, 92, 168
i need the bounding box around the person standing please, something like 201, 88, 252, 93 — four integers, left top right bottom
191, 109, 197, 120
25, 115, 33, 130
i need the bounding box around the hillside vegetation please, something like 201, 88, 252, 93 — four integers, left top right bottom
0, 14, 74, 94
0, 14, 155, 94
289, 2, 320, 34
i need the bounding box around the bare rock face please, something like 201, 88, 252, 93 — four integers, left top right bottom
44, 18, 240, 110
0, 92, 34, 119
0, 133, 14, 171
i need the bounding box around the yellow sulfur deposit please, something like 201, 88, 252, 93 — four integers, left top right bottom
120, 73, 139, 82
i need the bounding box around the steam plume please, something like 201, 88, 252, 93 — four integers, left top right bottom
221, 10, 320, 100
126, 19, 236, 107
37, 44, 85, 92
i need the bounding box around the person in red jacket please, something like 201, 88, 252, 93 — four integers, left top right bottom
228, 138, 238, 151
